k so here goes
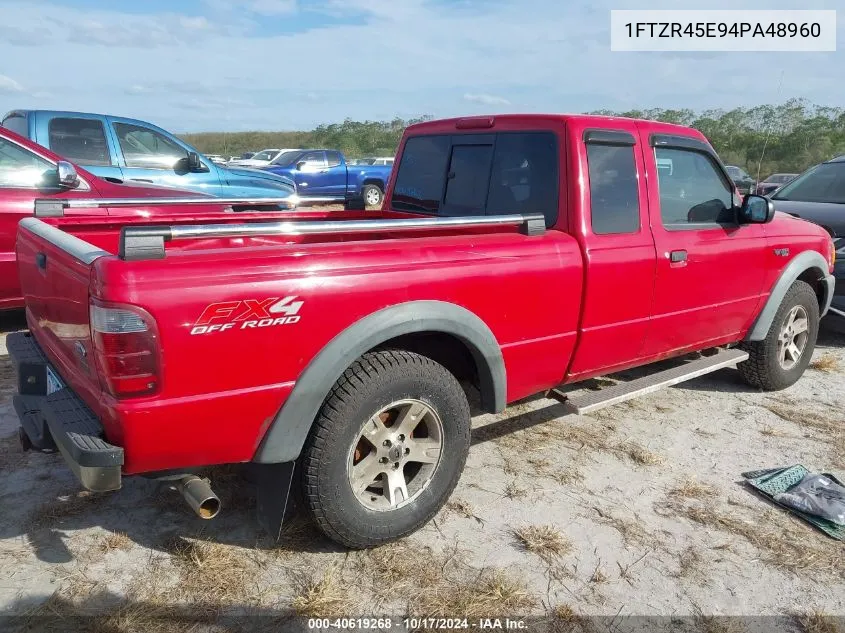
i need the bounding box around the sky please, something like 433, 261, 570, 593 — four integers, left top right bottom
0, 0, 842, 133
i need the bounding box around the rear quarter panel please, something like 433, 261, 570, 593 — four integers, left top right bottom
93, 231, 583, 473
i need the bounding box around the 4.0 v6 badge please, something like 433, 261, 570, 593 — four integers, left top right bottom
190, 297, 304, 335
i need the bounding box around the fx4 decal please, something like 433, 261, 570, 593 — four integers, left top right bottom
191, 297, 304, 335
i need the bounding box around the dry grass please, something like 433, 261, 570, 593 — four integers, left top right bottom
355, 541, 453, 602
291, 565, 354, 617
797, 611, 842, 633
99, 531, 133, 553
29, 490, 109, 528
695, 615, 747, 633
551, 467, 585, 486
621, 441, 664, 465
162, 535, 257, 604
503, 480, 528, 499
512, 525, 572, 562
809, 353, 842, 373
551, 604, 586, 632
763, 400, 844, 468
593, 508, 658, 549
412, 568, 535, 618
444, 499, 477, 520
669, 478, 718, 500
759, 425, 791, 437
676, 545, 706, 579
588, 562, 608, 584
674, 500, 845, 578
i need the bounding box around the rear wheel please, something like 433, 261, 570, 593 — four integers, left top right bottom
362, 184, 383, 208
739, 280, 819, 390
300, 350, 470, 548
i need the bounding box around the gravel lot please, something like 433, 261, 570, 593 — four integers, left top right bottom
1, 308, 843, 632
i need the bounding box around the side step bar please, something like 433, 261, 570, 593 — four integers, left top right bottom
553, 348, 749, 415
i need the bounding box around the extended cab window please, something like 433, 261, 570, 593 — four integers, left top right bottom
326, 151, 342, 167
114, 122, 189, 169
655, 148, 734, 227
0, 137, 54, 187
585, 143, 640, 235
3, 115, 28, 137
48, 118, 112, 166
392, 132, 559, 226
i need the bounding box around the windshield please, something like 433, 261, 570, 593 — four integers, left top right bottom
772, 162, 845, 203
269, 151, 304, 166
251, 150, 279, 161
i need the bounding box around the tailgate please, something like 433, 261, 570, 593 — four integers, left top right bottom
16, 218, 108, 411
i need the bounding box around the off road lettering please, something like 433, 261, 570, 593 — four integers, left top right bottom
191, 297, 303, 335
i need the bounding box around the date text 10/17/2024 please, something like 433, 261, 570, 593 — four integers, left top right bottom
307, 618, 528, 630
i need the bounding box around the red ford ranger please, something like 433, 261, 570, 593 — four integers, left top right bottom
0, 126, 295, 309
8, 114, 836, 548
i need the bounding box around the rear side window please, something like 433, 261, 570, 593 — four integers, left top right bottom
3, 115, 28, 137
392, 132, 559, 226
655, 148, 733, 227
48, 118, 112, 166
585, 144, 640, 235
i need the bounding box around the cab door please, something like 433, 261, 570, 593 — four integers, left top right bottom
638, 130, 767, 356
566, 124, 657, 379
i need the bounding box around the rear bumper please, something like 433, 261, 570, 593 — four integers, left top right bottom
7, 332, 123, 492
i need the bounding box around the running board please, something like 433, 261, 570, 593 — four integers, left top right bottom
553, 348, 749, 415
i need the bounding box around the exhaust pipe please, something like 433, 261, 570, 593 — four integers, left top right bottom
177, 476, 221, 519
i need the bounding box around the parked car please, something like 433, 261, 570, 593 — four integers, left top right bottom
0, 126, 295, 310
756, 173, 799, 196
768, 155, 845, 237
205, 154, 229, 166
228, 148, 301, 168
1, 110, 296, 198
8, 113, 835, 549
263, 149, 392, 206
351, 157, 395, 166
725, 165, 757, 195
827, 238, 845, 333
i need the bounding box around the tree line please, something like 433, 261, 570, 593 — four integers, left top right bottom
180, 100, 845, 176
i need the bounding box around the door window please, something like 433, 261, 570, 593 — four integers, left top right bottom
585, 143, 640, 235
656, 148, 734, 227
113, 122, 189, 169
2, 115, 28, 137
326, 151, 342, 167
48, 118, 112, 166
0, 137, 55, 188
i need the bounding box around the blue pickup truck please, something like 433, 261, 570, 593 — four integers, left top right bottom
262, 149, 393, 207
1, 110, 295, 200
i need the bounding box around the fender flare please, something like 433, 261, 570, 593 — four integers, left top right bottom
253, 300, 506, 464
746, 250, 832, 341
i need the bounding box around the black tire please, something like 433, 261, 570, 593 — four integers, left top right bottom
361, 184, 383, 208
738, 280, 819, 391
300, 350, 470, 548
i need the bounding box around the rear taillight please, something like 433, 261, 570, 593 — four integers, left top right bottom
90, 301, 160, 398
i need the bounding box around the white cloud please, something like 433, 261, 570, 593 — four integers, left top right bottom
0, 0, 841, 131
0, 74, 24, 94
464, 93, 510, 106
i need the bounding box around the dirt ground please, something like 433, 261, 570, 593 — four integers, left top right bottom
0, 308, 843, 632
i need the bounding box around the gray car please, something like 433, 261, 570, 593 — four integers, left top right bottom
769, 155, 845, 237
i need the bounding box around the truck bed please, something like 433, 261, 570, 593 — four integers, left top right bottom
16, 211, 582, 474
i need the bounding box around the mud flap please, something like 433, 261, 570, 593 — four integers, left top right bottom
255, 461, 296, 541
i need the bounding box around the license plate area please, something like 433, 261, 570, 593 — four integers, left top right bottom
46, 366, 65, 395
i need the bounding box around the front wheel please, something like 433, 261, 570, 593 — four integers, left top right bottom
362, 184, 383, 208
739, 280, 819, 391
300, 350, 470, 548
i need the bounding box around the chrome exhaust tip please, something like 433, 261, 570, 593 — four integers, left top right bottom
177, 476, 221, 519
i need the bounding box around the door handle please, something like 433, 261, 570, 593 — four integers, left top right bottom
669, 250, 688, 263
131, 178, 154, 183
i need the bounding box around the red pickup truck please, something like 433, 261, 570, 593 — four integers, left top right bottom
0, 126, 295, 309
9, 114, 836, 549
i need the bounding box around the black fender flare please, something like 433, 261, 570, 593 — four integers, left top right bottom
253, 300, 506, 464
745, 250, 832, 341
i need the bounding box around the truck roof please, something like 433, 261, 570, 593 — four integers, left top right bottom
2, 109, 176, 133
405, 113, 703, 138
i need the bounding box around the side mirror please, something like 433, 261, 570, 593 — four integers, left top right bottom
740, 194, 775, 224
296, 161, 307, 171
187, 152, 207, 172
56, 161, 80, 189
